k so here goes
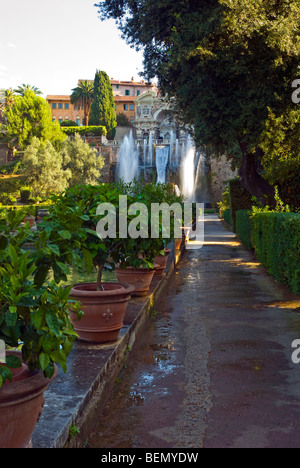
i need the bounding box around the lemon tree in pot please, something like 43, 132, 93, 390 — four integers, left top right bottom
0, 210, 81, 448
44, 184, 136, 343
112, 181, 184, 294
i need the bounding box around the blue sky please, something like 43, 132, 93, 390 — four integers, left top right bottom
0, 0, 145, 97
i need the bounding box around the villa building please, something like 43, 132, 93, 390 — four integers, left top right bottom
47, 77, 156, 126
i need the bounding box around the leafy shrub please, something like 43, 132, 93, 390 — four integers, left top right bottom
223, 209, 231, 225
236, 210, 253, 250
61, 125, 107, 136
0, 175, 26, 194
20, 186, 31, 203
251, 212, 300, 295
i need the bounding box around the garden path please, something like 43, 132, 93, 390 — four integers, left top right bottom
88, 214, 300, 449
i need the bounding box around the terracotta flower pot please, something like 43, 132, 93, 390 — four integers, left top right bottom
70, 282, 134, 343
153, 249, 171, 276
0, 352, 57, 449
115, 266, 157, 297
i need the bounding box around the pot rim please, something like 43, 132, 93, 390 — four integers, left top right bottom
0, 351, 58, 404
116, 264, 159, 271
70, 281, 135, 297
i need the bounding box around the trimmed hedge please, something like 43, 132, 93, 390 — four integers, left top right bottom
223, 209, 232, 226
61, 125, 107, 136
251, 212, 300, 295
236, 210, 253, 251
0, 175, 26, 194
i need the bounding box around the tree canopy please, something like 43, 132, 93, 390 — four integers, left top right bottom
95, 0, 300, 200
4, 89, 66, 149
70, 80, 94, 126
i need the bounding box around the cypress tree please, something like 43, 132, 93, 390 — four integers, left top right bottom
89, 70, 117, 138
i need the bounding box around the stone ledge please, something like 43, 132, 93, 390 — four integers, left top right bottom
32, 246, 184, 448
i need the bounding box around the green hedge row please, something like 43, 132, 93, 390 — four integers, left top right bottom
236, 210, 253, 251
236, 210, 300, 295
223, 209, 231, 225
0, 176, 26, 194
61, 125, 107, 136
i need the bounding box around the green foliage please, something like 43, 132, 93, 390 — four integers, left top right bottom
0, 211, 81, 387
251, 212, 300, 295
228, 179, 253, 231
49, 181, 183, 289
61, 134, 104, 187
4, 89, 66, 150
61, 125, 107, 136
70, 80, 94, 126
22, 137, 71, 198
116, 112, 132, 127
60, 120, 78, 127
236, 210, 253, 251
89, 70, 117, 137
259, 107, 300, 185
0, 175, 26, 194
222, 209, 231, 226
217, 187, 230, 212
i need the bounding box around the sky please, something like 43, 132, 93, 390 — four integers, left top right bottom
0, 0, 145, 97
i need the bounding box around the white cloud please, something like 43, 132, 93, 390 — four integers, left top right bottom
7, 43, 16, 48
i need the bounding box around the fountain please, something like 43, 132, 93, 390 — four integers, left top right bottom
180, 136, 196, 201
116, 131, 139, 183
156, 146, 170, 184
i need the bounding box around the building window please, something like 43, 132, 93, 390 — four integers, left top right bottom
58, 103, 63, 109
125, 90, 130, 96
52, 103, 57, 109
130, 104, 134, 111
58, 117, 63, 123
116, 84, 119, 89
124, 104, 128, 111
137, 90, 140, 96
76, 117, 81, 126
65, 103, 69, 110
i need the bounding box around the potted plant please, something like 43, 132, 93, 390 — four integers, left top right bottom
113, 181, 184, 293
0, 210, 81, 448
42, 184, 135, 343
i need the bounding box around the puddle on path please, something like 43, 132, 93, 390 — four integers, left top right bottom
87, 273, 187, 449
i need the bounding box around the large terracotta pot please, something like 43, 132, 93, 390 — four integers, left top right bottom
115, 266, 157, 297
0, 352, 57, 448
153, 249, 171, 276
70, 282, 134, 343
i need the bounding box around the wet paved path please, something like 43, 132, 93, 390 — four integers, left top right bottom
88, 215, 300, 449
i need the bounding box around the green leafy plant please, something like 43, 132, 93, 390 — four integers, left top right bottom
0, 210, 82, 387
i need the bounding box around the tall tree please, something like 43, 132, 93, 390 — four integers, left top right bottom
95, 0, 300, 202
89, 70, 117, 138
70, 80, 94, 126
4, 89, 66, 149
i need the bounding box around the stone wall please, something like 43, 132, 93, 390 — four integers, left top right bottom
209, 155, 238, 207
99, 146, 119, 183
